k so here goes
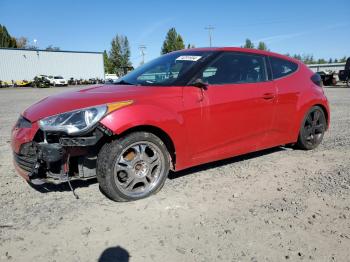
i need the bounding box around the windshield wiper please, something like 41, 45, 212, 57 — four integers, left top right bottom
114, 80, 135, 85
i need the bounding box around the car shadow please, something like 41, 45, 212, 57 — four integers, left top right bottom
28, 178, 97, 193
168, 146, 286, 180
29, 146, 288, 193
98, 246, 130, 262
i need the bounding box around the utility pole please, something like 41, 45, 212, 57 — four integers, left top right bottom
204, 25, 215, 47
138, 45, 146, 65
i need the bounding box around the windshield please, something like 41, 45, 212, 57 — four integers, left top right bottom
54, 76, 63, 79
116, 51, 214, 86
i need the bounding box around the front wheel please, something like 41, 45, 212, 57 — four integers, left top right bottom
296, 106, 326, 150
97, 132, 170, 201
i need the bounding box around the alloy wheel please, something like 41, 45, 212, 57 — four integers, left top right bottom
301, 108, 326, 147
113, 141, 165, 198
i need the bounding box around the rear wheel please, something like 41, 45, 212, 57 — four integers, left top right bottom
296, 106, 326, 150
97, 132, 170, 201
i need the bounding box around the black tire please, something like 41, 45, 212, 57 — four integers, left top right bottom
296, 106, 326, 150
97, 132, 170, 202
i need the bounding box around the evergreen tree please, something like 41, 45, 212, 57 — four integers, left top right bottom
161, 28, 185, 54
340, 56, 347, 63
257, 41, 268, 51
293, 54, 302, 61
103, 50, 113, 74
0, 24, 17, 48
317, 58, 326, 64
243, 38, 254, 49
109, 35, 131, 76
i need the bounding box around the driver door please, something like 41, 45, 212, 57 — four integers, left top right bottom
183, 52, 276, 165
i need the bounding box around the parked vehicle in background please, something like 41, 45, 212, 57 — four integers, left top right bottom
14, 80, 32, 87
48, 76, 68, 86
338, 57, 350, 87
68, 78, 77, 85
32, 75, 51, 88
317, 70, 337, 86
12, 47, 330, 201
105, 73, 119, 83
0, 80, 14, 88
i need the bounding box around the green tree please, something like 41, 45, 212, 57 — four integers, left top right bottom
161, 28, 185, 54
340, 56, 347, 63
257, 41, 268, 51
317, 58, 326, 64
0, 24, 17, 48
243, 38, 254, 49
187, 43, 195, 49
109, 34, 131, 76
302, 54, 314, 64
103, 50, 113, 74
292, 54, 302, 61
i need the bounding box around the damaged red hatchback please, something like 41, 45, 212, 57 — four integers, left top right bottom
12, 47, 330, 201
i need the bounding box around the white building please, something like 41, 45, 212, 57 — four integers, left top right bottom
0, 48, 104, 81
308, 62, 346, 73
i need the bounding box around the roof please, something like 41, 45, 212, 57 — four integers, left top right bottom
177, 47, 301, 64
0, 47, 102, 54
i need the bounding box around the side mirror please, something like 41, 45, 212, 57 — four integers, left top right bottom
190, 78, 208, 90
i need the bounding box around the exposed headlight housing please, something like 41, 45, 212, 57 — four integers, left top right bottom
16, 115, 32, 128
38, 101, 133, 135
39, 105, 107, 135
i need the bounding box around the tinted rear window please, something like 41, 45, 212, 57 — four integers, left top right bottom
270, 57, 298, 79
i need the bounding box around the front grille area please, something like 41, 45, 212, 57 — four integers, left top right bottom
14, 153, 36, 172
14, 142, 37, 173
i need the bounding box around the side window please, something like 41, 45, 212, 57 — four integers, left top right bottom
270, 57, 298, 79
200, 53, 267, 85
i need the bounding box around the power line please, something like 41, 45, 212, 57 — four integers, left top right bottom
138, 45, 146, 65
204, 25, 215, 47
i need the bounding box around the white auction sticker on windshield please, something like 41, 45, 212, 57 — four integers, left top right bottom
176, 56, 202, 61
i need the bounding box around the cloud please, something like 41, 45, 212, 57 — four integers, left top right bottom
136, 17, 174, 42
254, 32, 306, 44
231, 21, 350, 47
324, 22, 349, 30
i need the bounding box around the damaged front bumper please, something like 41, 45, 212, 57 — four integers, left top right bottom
12, 120, 111, 185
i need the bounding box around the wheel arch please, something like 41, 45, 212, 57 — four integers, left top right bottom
293, 99, 330, 142
314, 103, 329, 130
116, 125, 176, 170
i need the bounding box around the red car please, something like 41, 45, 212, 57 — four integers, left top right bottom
12, 47, 330, 201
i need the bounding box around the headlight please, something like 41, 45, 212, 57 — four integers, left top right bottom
39, 105, 107, 135
16, 115, 32, 128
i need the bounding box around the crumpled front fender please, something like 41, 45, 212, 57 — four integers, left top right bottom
99, 103, 190, 170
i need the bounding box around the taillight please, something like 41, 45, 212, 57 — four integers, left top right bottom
311, 73, 323, 87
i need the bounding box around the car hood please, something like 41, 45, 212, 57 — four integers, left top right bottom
23, 84, 179, 122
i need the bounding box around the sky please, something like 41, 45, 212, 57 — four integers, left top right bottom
1, 0, 349, 66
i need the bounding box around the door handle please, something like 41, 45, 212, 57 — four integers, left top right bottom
262, 93, 275, 100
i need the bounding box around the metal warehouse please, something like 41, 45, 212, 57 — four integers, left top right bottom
0, 48, 104, 81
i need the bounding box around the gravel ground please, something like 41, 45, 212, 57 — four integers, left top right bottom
0, 86, 349, 262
